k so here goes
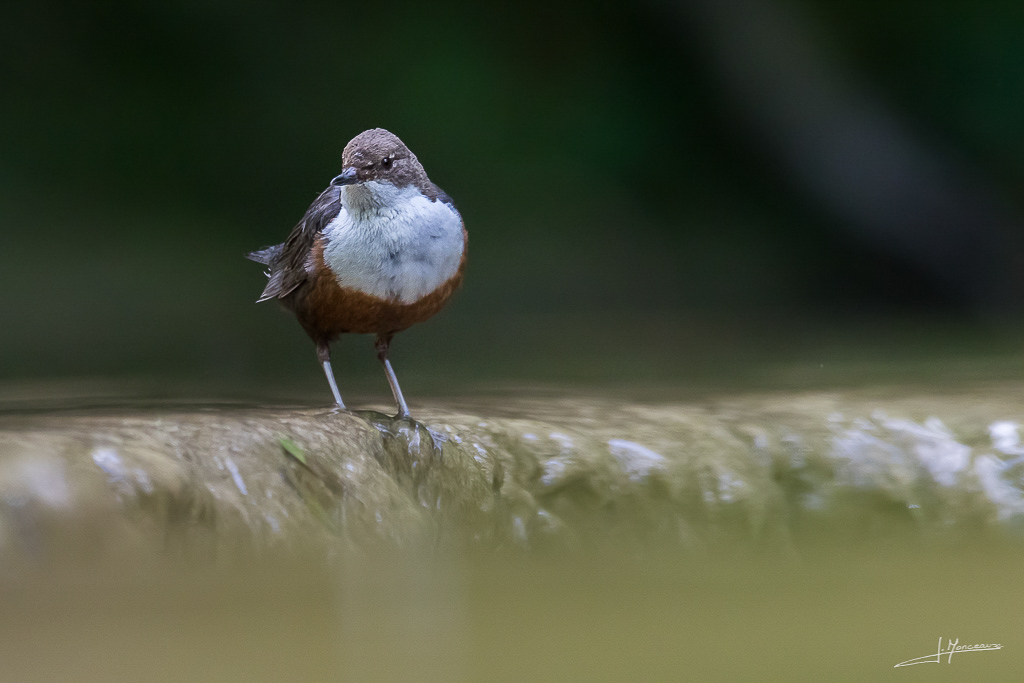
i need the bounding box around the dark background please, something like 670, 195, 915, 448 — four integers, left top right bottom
3, 0, 1024, 400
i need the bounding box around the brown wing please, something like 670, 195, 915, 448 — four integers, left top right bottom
250, 185, 342, 302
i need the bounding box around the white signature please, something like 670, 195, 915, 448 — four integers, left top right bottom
895, 637, 1002, 667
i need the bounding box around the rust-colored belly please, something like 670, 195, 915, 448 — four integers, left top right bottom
292, 233, 466, 343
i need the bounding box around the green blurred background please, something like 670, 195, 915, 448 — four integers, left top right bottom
3, 0, 1024, 401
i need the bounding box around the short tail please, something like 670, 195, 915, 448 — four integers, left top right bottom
246, 245, 281, 266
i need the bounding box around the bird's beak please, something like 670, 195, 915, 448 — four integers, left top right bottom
330, 167, 359, 186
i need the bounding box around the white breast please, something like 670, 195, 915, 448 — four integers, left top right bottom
321, 181, 464, 304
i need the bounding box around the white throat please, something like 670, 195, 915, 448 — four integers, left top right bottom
321, 181, 463, 304
340, 180, 408, 218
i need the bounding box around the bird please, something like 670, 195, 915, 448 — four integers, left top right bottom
247, 128, 467, 418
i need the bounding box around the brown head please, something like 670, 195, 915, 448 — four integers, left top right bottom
330, 128, 428, 190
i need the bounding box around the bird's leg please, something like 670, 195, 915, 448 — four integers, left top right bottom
375, 334, 411, 418
316, 342, 345, 408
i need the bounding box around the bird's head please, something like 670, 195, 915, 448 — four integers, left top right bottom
331, 128, 427, 192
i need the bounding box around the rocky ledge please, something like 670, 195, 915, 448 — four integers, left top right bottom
1, 387, 1023, 560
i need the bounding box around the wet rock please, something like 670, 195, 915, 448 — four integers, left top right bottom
1, 387, 1023, 559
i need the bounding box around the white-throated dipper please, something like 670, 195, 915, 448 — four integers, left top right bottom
248, 128, 467, 417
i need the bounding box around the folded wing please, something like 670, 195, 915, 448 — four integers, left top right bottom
246, 185, 342, 302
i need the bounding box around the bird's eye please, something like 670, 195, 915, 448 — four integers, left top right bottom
381, 156, 393, 168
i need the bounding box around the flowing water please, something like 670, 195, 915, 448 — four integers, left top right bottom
0, 379, 1022, 680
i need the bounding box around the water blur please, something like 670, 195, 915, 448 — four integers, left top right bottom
1, 387, 1024, 678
